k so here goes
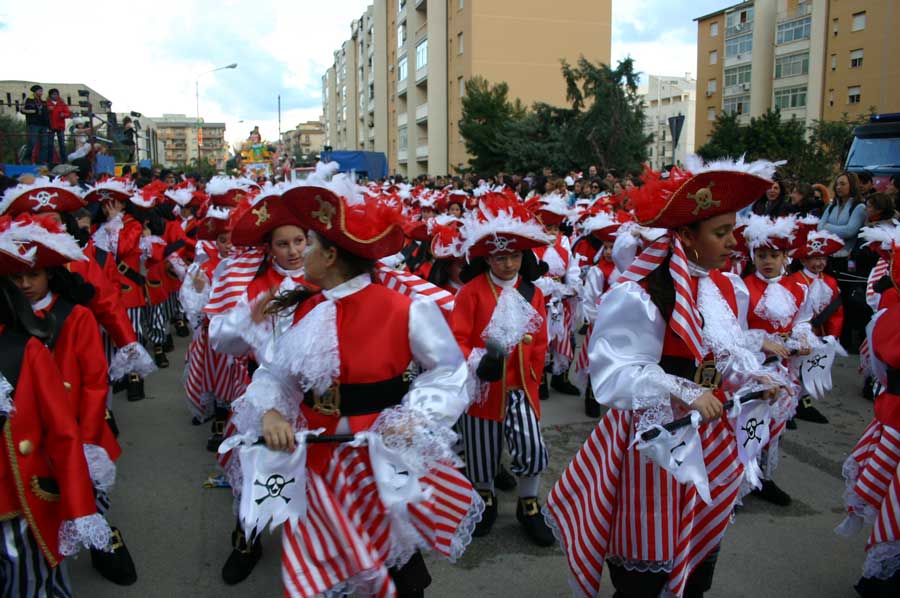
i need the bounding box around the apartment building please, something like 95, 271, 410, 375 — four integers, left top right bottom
148, 114, 227, 170
282, 120, 327, 159
639, 75, 697, 170
695, 0, 899, 145
322, 0, 611, 177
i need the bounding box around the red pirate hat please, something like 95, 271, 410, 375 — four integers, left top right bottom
205, 176, 256, 208
0, 213, 86, 273
460, 192, 553, 258
793, 229, 844, 259
527, 192, 572, 227
402, 218, 430, 243
164, 180, 203, 209
578, 207, 633, 242
632, 157, 779, 229
430, 219, 464, 259
742, 214, 798, 253
0, 178, 85, 216
84, 177, 134, 204
231, 184, 304, 246
0, 216, 37, 273
196, 206, 234, 241
282, 175, 405, 260
446, 190, 468, 212
130, 180, 169, 210
860, 226, 900, 288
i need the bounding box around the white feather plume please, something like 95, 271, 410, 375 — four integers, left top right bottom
205, 175, 255, 197
683, 154, 785, 181
742, 214, 797, 251
858, 222, 900, 249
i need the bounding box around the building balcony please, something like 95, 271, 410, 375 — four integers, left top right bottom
415, 67, 427, 85
368, 99, 375, 114
368, 128, 375, 141
398, 112, 408, 127
398, 149, 408, 162
723, 83, 751, 96
415, 0, 425, 11
416, 144, 428, 159
777, 3, 811, 24
415, 103, 428, 123
724, 53, 752, 68
398, 84, 407, 96
368, 71, 375, 85
725, 20, 753, 38
414, 23, 427, 42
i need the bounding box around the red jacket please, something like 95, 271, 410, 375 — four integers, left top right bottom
743, 273, 807, 334
111, 215, 148, 309
37, 296, 121, 461
789, 270, 843, 338
451, 273, 548, 422
46, 98, 71, 131
0, 330, 98, 567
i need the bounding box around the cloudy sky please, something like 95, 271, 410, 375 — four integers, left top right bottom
0, 0, 725, 149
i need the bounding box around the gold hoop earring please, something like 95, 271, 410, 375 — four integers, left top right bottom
692, 248, 701, 264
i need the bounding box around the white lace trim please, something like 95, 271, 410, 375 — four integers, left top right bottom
807, 277, 833, 315
178, 264, 210, 332
370, 405, 462, 473
107, 342, 156, 380
632, 364, 675, 431
447, 488, 484, 562
58, 513, 112, 556
83, 444, 116, 493
0, 373, 13, 418
279, 300, 340, 396
864, 541, 900, 580
91, 214, 122, 256
606, 555, 674, 573
482, 286, 542, 353
465, 348, 489, 405
840, 454, 881, 529
139, 235, 165, 261
753, 282, 798, 330
231, 372, 301, 438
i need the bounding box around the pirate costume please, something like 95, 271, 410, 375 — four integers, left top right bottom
230, 174, 480, 598
545, 158, 782, 598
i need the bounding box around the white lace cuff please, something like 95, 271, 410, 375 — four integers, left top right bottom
231, 368, 299, 437
464, 348, 488, 406
107, 342, 156, 380
139, 235, 164, 260
632, 364, 675, 432
371, 404, 462, 472
0, 374, 14, 417
58, 513, 112, 556
83, 444, 116, 493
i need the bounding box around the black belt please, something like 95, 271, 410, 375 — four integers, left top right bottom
887, 368, 900, 395
302, 374, 410, 417
164, 239, 186, 257
659, 356, 722, 389
117, 261, 145, 286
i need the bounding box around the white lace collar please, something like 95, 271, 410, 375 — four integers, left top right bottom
272, 261, 305, 279
31, 292, 54, 312
322, 273, 371, 301
489, 271, 518, 289
687, 260, 709, 278
755, 271, 783, 284
802, 268, 820, 280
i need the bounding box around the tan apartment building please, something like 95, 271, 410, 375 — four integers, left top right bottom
323, 0, 611, 177
322, 67, 338, 149
695, 0, 899, 146
639, 75, 697, 170
148, 114, 227, 170
282, 120, 327, 159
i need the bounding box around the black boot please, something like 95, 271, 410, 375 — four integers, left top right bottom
786, 418, 797, 430
516, 497, 555, 547
106, 409, 120, 438
126, 375, 144, 402
207, 407, 228, 452
551, 373, 580, 396
494, 464, 517, 492
90, 527, 137, 586
112, 377, 127, 394
153, 345, 169, 368
473, 491, 497, 537
862, 376, 875, 400
539, 374, 550, 401
855, 572, 900, 597
584, 383, 601, 418
794, 396, 828, 424
174, 318, 190, 338
222, 524, 262, 585
163, 333, 175, 353
750, 479, 791, 506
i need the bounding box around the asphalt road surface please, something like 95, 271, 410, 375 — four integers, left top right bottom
68, 338, 872, 598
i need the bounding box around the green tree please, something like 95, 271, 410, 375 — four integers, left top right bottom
458, 77, 525, 174
501, 103, 574, 174
0, 114, 27, 164
805, 112, 871, 181
695, 112, 744, 161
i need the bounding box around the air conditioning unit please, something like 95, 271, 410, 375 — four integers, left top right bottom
742, 83, 751, 91
706, 90, 714, 97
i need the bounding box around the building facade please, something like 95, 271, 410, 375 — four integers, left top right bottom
322, 0, 612, 177
0, 80, 113, 120
694, 0, 899, 145
639, 75, 697, 170
147, 114, 227, 170
282, 120, 327, 161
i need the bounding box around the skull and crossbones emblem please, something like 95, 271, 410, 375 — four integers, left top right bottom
807, 239, 825, 254
689, 182, 719, 215
670, 440, 688, 467
311, 196, 336, 229
29, 191, 59, 210
254, 474, 295, 504
741, 417, 764, 448
252, 204, 270, 226
486, 234, 512, 254
806, 354, 827, 372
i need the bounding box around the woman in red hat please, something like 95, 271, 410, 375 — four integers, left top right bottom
427, 219, 466, 294
452, 193, 555, 546
546, 158, 786, 598
0, 217, 112, 596
5, 213, 137, 585
837, 227, 900, 598
230, 174, 478, 598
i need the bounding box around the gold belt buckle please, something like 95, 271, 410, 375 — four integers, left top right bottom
312, 383, 341, 417
694, 359, 722, 389
117, 262, 129, 274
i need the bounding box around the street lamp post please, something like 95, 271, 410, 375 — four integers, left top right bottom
195, 63, 237, 166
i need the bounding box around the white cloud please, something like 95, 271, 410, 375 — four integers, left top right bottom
612, 28, 697, 82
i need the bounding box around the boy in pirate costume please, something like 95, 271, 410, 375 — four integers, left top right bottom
230, 173, 480, 598
452, 193, 556, 546
0, 217, 112, 597
545, 158, 786, 598
6, 214, 137, 585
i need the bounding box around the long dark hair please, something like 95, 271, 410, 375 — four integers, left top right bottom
48, 267, 95, 306
0, 278, 52, 339
427, 258, 457, 288
460, 249, 547, 284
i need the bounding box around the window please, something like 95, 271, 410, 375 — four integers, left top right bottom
775, 53, 809, 79
710, 21, 719, 37
459, 0, 464, 8
774, 85, 807, 109
725, 7, 753, 35
398, 0, 406, 13
723, 94, 749, 115
852, 12, 866, 32
725, 33, 752, 58
457, 32, 464, 54
707, 79, 717, 93
832, 18, 839, 36
848, 86, 861, 104
831, 54, 837, 70
724, 64, 752, 88
850, 49, 864, 68
397, 23, 407, 48
398, 126, 408, 151
829, 89, 834, 107
415, 39, 428, 69
458, 76, 465, 98
776, 16, 811, 44
709, 50, 718, 65
398, 56, 408, 81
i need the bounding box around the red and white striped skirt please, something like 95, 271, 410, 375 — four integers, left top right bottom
842, 419, 900, 579
183, 325, 249, 420
281, 443, 481, 598
545, 408, 743, 598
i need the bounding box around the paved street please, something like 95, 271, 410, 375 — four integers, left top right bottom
70, 338, 871, 598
